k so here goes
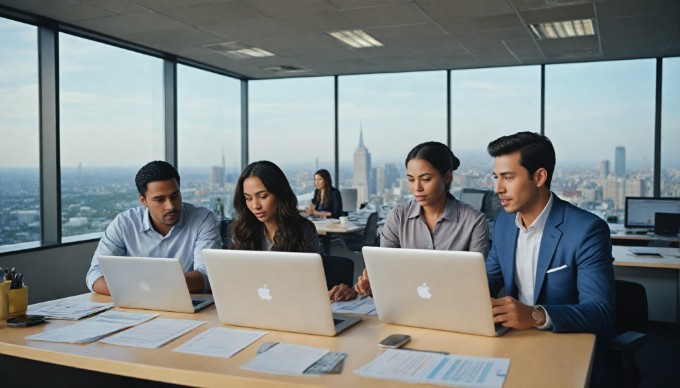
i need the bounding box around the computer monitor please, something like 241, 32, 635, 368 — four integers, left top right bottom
340, 188, 358, 213
624, 197, 680, 229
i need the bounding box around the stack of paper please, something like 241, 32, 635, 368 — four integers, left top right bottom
173, 327, 267, 358
331, 296, 377, 315
28, 301, 114, 320
242, 343, 330, 375
100, 318, 206, 349
25, 311, 158, 343
355, 349, 510, 388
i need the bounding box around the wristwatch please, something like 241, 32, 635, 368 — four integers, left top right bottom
532, 306, 546, 326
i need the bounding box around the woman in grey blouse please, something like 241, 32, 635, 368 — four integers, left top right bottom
231, 160, 356, 301
355, 141, 490, 296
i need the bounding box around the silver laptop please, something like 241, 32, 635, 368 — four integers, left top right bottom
97, 255, 213, 313
362, 246, 509, 337
203, 249, 361, 336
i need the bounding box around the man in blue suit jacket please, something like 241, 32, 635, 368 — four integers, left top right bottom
485, 132, 615, 386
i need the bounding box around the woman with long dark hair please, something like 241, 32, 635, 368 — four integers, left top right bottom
231, 160, 355, 300
355, 141, 490, 296
305, 169, 343, 219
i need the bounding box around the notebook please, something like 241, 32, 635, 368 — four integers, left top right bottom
203, 249, 361, 336
362, 246, 509, 337
97, 255, 214, 313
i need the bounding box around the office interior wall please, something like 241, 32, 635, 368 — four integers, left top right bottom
0, 241, 96, 304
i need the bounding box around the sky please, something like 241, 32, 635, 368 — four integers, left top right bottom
1, 17, 679, 171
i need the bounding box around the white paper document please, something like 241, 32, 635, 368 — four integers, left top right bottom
355, 349, 510, 388
173, 327, 267, 358
331, 296, 377, 315
242, 343, 329, 375
25, 311, 158, 343
28, 301, 114, 320
100, 318, 206, 349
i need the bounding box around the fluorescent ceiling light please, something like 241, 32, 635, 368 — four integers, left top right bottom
327, 29, 383, 48
203, 42, 275, 59
529, 19, 595, 40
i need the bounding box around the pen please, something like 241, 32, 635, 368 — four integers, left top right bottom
402, 348, 449, 356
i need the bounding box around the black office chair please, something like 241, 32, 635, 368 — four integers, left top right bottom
321, 254, 354, 290
611, 279, 648, 388
219, 218, 233, 249
342, 212, 378, 251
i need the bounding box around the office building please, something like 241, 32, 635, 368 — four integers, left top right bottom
604, 175, 625, 210
352, 129, 371, 206
615, 146, 626, 177
599, 160, 610, 182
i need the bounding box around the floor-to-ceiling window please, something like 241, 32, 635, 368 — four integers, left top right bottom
0, 18, 40, 246
249, 77, 334, 206
661, 57, 680, 197
339, 71, 447, 214
545, 59, 656, 222
59, 33, 164, 238
450, 66, 541, 197
177, 65, 241, 219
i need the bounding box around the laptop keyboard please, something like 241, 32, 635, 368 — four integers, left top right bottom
333, 318, 343, 326
191, 299, 202, 306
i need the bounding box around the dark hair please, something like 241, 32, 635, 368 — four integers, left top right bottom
312, 169, 333, 209
135, 160, 181, 197
405, 141, 460, 196
486, 131, 556, 189
232, 161, 314, 252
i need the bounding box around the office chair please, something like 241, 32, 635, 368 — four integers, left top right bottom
342, 212, 379, 251
321, 254, 354, 290
219, 218, 233, 249
611, 279, 648, 388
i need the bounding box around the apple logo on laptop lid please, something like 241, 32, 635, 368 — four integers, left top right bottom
139, 279, 151, 292
417, 283, 432, 299
258, 284, 272, 301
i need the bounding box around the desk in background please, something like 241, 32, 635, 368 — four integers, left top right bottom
0, 293, 595, 387
613, 245, 680, 323
313, 219, 364, 236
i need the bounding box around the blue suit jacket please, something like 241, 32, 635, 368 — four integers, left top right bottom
486, 195, 615, 338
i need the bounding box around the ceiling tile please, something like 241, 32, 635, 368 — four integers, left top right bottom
28, 3, 115, 22
158, 1, 264, 26
86, 0, 149, 15
330, 0, 412, 10
520, 3, 595, 24
77, 12, 190, 35
342, 3, 430, 28
417, 0, 514, 21
130, 0, 218, 11
512, 0, 591, 12
245, 0, 335, 16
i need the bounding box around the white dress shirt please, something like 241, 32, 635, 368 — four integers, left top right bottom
514, 193, 554, 328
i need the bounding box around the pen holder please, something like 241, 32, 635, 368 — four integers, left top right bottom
7, 286, 28, 318
0, 281, 9, 321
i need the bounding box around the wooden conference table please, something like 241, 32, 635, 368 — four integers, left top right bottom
0, 293, 595, 387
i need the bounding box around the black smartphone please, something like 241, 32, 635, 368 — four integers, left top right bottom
6, 314, 46, 328
379, 334, 411, 348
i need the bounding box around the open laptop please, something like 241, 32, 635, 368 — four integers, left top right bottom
97, 255, 214, 313
203, 249, 361, 336
362, 246, 509, 337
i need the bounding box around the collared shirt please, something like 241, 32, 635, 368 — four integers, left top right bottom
380, 196, 490, 256
514, 193, 554, 305
86, 202, 222, 292
515, 193, 554, 329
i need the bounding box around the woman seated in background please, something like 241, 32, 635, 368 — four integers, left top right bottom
355, 141, 490, 296
305, 169, 343, 219
231, 160, 356, 301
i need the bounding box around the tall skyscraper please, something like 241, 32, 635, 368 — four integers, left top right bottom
604, 175, 625, 210
615, 146, 626, 177
599, 160, 610, 181
352, 127, 371, 206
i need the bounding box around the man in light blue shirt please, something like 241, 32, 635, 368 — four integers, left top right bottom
86, 161, 221, 294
